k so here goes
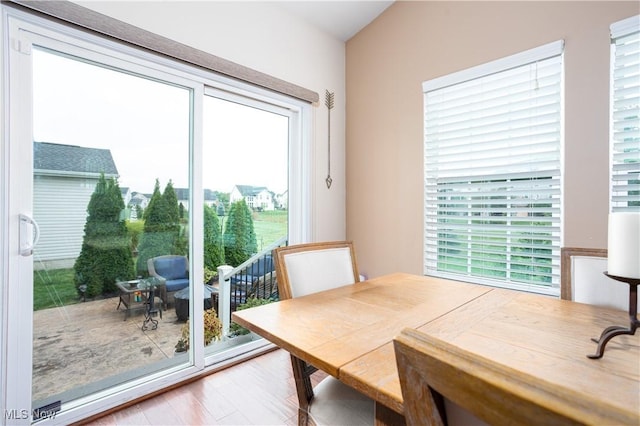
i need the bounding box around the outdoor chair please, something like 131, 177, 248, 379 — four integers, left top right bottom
273, 241, 374, 426
248, 271, 278, 300
147, 255, 189, 307
229, 254, 277, 308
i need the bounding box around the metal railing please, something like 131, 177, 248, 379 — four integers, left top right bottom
217, 236, 287, 335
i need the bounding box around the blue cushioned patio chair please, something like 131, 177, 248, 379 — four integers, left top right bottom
148, 255, 189, 308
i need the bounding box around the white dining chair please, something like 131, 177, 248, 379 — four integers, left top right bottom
560, 247, 629, 310
273, 241, 374, 426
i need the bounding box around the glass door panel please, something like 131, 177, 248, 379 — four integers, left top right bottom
31, 47, 192, 412
202, 95, 289, 353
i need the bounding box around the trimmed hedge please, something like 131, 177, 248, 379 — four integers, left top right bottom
74, 175, 134, 298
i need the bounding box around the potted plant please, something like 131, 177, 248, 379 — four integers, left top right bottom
203, 267, 218, 285
175, 308, 222, 352
229, 297, 273, 337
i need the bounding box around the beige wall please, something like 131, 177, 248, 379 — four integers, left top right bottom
346, 1, 638, 279
76, 0, 349, 242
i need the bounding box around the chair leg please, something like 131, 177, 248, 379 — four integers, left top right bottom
291, 355, 314, 425
297, 407, 311, 426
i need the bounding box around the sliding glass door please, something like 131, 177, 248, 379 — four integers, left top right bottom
2, 6, 310, 424
30, 45, 195, 415
3, 13, 204, 422
201, 94, 290, 355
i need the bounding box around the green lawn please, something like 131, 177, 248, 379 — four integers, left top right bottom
253, 210, 288, 250
33, 210, 288, 311
33, 268, 79, 311
437, 226, 553, 284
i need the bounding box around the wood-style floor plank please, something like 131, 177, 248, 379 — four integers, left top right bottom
81, 349, 327, 425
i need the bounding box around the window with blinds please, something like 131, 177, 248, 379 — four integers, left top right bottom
611, 16, 640, 213
423, 41, 563, 296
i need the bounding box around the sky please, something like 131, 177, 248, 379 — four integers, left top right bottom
32, 47, 288, 196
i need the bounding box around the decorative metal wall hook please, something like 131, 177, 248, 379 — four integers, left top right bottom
325, 90, 334, 189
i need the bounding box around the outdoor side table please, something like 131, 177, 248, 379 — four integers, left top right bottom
116, 279, 165, 321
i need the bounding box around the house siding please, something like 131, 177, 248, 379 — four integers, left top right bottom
33, 175, 97, 269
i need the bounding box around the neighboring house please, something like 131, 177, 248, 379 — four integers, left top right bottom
174, 188, 219, 212
275, 190, 288, 210
174, 187, 189, 211
121, 187, 131, 207
204, 189, 218, 208
33, 141, 119, 269
127, 192, 150, 220
230, 185, 275, 211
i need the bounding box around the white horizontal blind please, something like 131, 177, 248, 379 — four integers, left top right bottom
611, 16, 640, 213
423, 42, 563, 295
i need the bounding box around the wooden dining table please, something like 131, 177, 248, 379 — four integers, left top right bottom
231, 272, 640, 425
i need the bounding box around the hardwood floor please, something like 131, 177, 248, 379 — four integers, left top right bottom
81, 348, 327, 425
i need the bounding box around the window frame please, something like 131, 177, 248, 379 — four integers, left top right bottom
422, 41, 564, 296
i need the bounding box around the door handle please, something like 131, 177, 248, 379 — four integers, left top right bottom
19, 213, 40, 256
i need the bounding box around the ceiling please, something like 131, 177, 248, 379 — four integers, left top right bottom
276, 1, 395, 42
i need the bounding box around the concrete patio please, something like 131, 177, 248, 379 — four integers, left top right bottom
32, 296, 183, 403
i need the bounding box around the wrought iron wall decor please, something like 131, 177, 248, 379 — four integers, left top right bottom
325, 90, 334, 189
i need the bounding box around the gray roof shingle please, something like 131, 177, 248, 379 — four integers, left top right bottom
236, 185, 269, 197
34, 141, 118, 176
